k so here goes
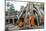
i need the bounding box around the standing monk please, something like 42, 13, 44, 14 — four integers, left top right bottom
29, 15, 35, 29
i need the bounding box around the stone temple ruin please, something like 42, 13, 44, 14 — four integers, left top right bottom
5, 2, 44, 29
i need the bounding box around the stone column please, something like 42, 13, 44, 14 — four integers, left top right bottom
13, 18, 14, 24
8, 19, 10, 23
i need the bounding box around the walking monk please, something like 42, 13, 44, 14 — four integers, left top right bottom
29, 15, 35, 29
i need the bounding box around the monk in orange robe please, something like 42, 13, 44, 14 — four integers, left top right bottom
29, 15, 35, 29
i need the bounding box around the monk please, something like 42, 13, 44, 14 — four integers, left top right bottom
16, 17, 24, 29
29, 15, 35, 29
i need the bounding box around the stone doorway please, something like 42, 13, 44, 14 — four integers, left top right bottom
10, 19, 12, 24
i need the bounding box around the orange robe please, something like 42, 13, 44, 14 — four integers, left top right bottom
30, 15, 35, 28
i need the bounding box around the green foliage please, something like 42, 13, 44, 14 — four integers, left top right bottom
7, 2, 15, 13
7, 2, 10, 7
34, 2, 44, 9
